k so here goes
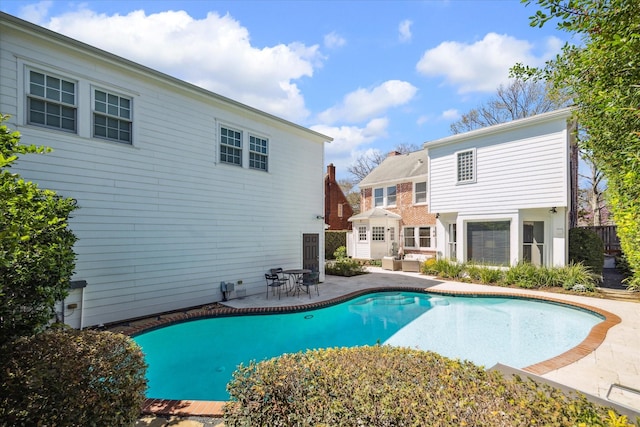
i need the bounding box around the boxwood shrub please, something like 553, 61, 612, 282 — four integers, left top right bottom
0, 328, 147, 427
569, 227, 605, 276
224, 346, 633, 426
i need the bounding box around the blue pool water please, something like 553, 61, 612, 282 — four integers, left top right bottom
133, 291, 603, 401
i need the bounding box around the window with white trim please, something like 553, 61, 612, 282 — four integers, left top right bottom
28, 70, 77, 132
249, 135, 268, 171
220, 126, 242, 166
404, 226, 432, 248
358, 226, 367, 241
372, 226, 385, 241
466, 221, 510, 265
93, 89, 132, 144
448, 223, 457, 260
414, 182, 427, 204
389, 227, 395, 242
523, 221, 544, 266
457, 149, 475, 183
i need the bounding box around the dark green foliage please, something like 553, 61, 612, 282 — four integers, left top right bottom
325, 230, 346, 260
224, 346, 633, 426
325, 246, 366, 276
570, 227, 605, 276
0, 328, 148, 426
0, 115, 78, 345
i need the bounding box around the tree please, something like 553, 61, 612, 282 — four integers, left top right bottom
515, 0, 640, 289
577, 152, 608, 226
450, 78, 568, 134
347, 143, 420, 182
337, 178, 361, 214
0, 115, 78, 345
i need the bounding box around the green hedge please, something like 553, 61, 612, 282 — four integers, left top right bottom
223, 346, 633, 426
0, 328, 147, 426
569, 227, 605, 276
325, 230, 347, 260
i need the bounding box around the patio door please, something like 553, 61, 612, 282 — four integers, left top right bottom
303, 233, 319, 272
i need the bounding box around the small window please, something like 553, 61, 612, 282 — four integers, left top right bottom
389, 227, 395, 242
28, 70, 77, 132
374, 188, 384, 207
358, 226, 367, 241
372, 226, 385, 241
448, 223, 457, 260
220, 126, 242, 166
93, 89, 132, 144
414, 182, 427, 204
457, 149, 475, 183
419, 227, 431, 247
249, 135, 268, 171
404, 227, 415, 248
337, 203, 343, 218
387, 186, 397, 205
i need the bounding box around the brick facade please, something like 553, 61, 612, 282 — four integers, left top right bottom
324, 164, 353, 230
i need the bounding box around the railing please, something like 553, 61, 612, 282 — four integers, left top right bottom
578, 225, 621, 255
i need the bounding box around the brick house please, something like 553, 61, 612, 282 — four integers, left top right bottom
324, 164, 353, 230
347, 150, 436, 260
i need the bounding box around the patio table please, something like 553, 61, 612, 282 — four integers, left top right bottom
283, 269, 311, 294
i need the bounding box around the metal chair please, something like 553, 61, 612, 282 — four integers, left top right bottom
298, 271, 319, 298
265, 273, 286, 299
270, 268, 290, 294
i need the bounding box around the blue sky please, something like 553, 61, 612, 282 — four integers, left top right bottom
1, 1, 567, 180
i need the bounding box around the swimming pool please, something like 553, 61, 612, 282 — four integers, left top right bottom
133, 291, 603, 401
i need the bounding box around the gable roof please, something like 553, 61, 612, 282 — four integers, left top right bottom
348, 208, 402, 222
358, 150, 428, 188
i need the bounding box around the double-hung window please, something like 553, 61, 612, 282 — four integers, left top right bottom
220, 126, 242, 166
374, 188, 384, 207
457, 149, 475, 184
404, 227, 416, 248
28, 70, 77, 132
404, 226, 432, 248
93, 89, 132, 144
387, 185, 397, 205
414, 182, 427, 204
249, 135, 268, 171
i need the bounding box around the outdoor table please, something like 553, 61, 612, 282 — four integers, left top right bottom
282, 269, 311, 294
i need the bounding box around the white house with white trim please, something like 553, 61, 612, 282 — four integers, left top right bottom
426, 108, 576, 267
0, 12, 331, 328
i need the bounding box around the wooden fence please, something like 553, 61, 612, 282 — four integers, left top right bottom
577, 225, 621, 254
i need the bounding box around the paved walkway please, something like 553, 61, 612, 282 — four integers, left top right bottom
135, 268, 640, 425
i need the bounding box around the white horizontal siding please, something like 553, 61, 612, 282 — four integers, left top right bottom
429, 120, 569, 214
1, 18, 327, 327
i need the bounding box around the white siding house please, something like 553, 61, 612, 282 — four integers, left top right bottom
0, 13, 331, 328
426, 108, 576, 267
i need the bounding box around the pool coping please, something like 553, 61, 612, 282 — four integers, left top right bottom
126, 286, 621, 418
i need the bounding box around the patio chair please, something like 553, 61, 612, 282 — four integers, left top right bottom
265, 273, 286, 299
270, 268, 291, 294
298, 271, 319, 298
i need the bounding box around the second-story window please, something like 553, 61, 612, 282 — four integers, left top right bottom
94, 89, 132, 144
28, 70, 77, 132
387, 185, 397, 205
414, 182, 427, 204
374, 188, 384, 207
220, 126, 242, 166
249, 135, 268, 171
457, 149, 475, 183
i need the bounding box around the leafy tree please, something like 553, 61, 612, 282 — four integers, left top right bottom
348, 143, 420, 182
0, 115, 78, 345
450, 78, 568, 134
337, 178, 361, 214
515, 0, 640, 289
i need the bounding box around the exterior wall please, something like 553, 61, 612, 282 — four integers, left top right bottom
428, 111, 572, 267
1, 14, 328, 328
324, 164, 353, 230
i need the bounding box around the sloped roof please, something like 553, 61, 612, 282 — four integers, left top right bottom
348, 208, 402, 222
358, 150, 428, 187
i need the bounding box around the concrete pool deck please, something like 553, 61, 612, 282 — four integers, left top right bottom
130, 268, 640, 422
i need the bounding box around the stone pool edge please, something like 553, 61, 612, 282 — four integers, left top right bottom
123, 286, 621, 418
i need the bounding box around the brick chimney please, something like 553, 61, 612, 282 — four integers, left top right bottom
387, 151, 402, 157
327, 163, 336, 182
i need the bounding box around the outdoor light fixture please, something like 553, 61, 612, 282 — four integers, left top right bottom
435, 213, 440, 219
316, 215, 325, 220
550, 207, 557, 214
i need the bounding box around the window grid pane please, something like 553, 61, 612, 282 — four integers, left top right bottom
404, 227, 416, 247
220, 127, 242, 166
358, 226, 367, 241
372, 226, 385, 241
457, 150, 474, 183
249, 135, 268, 171
93, 89, 132, 144
28, 71, 77, 132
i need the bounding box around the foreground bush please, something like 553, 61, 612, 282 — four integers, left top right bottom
569, 227, 605, 276
0, 328, 147, 427
325, 246, 366, 276
224, 346, 632, 426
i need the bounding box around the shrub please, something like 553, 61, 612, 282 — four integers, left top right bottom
224, 346, 632, 426
0, 328, 147, 427
0, 116, 78, 345
503, 262, 540, 289
559, 263, 598, 291
325, 231, 346, 260
569, 228, 605, 276
333, 245, 348, 260
325, 258, 366, 277
477, 265, 505, 284
422, 258, 465, 279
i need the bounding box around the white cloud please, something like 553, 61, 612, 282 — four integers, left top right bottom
324, 31, 346, 49
416, 32, 542, 93
398, 19, 412, 43
313, 118, 388, 173
440, 109, 459, 120
19, 0, 53, 24
38, 8, 323, 123
317, 80, 417, 125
